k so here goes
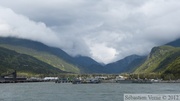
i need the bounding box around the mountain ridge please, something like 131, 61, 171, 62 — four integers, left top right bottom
0, 46, 66, 76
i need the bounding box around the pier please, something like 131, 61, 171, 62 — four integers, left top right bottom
0, 71, 55, 83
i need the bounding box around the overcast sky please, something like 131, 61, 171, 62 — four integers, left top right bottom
0, 0, 180, 64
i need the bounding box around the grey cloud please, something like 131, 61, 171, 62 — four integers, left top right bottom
0, 0, 180, 63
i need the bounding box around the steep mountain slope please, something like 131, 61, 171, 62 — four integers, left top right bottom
135, 46, 175, 73
0, 47, 66, 76
155, 50, 180, 79
134, 45, 180, 79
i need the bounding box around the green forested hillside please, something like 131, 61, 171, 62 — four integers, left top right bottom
0, 47, 66, 76
0, 44, 80, 73
156, 50, 180, 79
134, 45, 180, 79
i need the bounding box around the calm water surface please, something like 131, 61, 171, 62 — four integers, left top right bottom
0, 82, 179, 101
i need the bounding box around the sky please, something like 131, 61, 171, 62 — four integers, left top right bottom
0, 0, 180, 64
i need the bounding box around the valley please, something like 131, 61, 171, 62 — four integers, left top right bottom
0, 37, 180, 80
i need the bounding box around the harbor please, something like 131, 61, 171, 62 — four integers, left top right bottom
1, 71, 180, 84
55, 75, 180, 84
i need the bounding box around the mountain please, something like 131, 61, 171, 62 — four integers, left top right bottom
0, 37, 105, 73
0, 47, 66, 76
102, 38, 180, 74
0, 37, 148, 74
166, 38, 180, 47
134, 45, 180, 79
3, 37, 179, 75
73, 56, 104, 73
155, 49, 180, 79
135, 46, 176, 73
104, 55, 146, 74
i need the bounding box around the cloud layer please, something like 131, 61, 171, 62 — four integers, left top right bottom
0, 0, 180, 63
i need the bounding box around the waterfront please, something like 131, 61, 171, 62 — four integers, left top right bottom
0, 82, 180, 101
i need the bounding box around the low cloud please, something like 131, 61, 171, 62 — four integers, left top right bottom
0, 0, 180, 63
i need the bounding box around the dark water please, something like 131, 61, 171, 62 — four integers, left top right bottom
0, 82, 179, 101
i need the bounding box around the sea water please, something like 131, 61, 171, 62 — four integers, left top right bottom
0, 82, 179, 101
